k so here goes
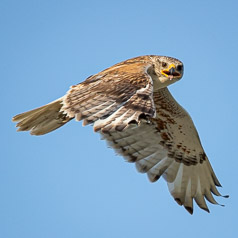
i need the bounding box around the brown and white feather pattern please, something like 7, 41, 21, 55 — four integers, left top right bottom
12, 55, 226, 214
102, 88, 224, 214
61, 60, 156, 132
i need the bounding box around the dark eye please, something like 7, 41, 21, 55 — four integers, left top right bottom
162, 62, 167, 67
177, 65, 183, 71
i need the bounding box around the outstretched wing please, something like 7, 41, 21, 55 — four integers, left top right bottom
102, 87, 225, 214
62, 60, 156, 132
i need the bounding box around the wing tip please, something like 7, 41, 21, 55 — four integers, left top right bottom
201, 207, 210, 213
148, 173, 161, 183
184, 206, 193, 215
174, 198, 183, 206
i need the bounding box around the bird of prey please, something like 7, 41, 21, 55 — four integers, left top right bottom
12, 55, 227, 214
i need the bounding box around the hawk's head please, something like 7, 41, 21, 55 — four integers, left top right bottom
150, 56, 184, 89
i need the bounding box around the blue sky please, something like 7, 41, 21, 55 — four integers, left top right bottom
1, 0, 238, 237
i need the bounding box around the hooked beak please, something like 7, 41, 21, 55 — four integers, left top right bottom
161, 64, 181, 80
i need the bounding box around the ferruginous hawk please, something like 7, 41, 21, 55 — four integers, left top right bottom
12, 55, 227, 214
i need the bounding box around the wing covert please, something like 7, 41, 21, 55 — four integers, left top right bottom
61, 61, 156, 132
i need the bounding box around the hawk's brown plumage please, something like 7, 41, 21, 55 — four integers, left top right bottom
12, 55, 227, 214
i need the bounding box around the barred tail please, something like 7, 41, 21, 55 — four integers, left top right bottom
12, 97, 72, 135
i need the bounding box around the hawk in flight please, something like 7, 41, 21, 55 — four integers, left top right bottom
13, 55, 227, 214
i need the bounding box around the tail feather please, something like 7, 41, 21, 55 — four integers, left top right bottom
12, 97, 72, 135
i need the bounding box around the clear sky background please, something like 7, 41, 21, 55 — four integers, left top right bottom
1, 0, 238, 237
